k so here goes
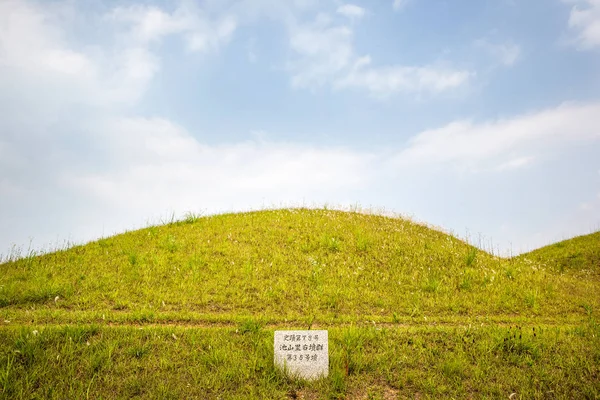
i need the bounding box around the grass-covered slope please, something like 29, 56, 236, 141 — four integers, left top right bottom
1, 209, 599, 399
518, 231, 600, 273
1, 209, 597, 324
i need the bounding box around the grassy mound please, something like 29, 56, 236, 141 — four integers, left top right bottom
1, 209, 597, 323
518, 231, 600, 273
1, 209, 599, 398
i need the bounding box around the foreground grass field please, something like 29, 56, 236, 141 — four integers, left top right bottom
1, 209, 599, 398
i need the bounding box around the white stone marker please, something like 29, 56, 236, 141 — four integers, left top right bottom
274, 330, 328, 380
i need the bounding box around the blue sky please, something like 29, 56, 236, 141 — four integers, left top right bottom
1, 0, 599, 257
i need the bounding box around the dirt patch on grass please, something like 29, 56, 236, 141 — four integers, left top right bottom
347, 383, 400, 399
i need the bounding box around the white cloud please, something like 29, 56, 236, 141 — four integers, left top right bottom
73, 117, 371, 201
567, 0, 600, 49
0, 0, 237, 109
395, 102, 600, 170
494, 156, 535, 171
392, 0, 409, 11
288, 21, 354, 88
336, 56, 471, 97
0, 0, 132, 115
109, 3, 237, 53
288, 17, 470, 96
108, 5, 185, 43
336, 4, 366, 20
474, 38, 521, 66
0, 1, 96, 78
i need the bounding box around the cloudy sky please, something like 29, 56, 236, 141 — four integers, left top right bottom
1, 0, 599, 257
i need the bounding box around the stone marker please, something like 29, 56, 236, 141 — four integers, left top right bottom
274, 330, 328, 380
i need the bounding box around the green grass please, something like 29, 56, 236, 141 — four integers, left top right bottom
517, 231, 600, 273
1, 208, 599, 398
1, 323, 598, 399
